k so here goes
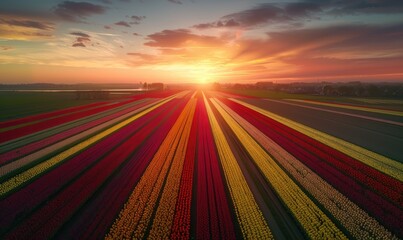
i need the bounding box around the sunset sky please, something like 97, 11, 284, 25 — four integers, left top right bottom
1, 0, 403, 84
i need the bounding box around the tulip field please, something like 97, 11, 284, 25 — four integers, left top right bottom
0, 89, 402, 239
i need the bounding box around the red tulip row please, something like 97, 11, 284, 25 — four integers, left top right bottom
222, 97, 403, 195
216, 98, 396, 239
0, 101, 108, 129
222, 98, 403, 236
0, 99, 181, 237
169, 98, 198, 239
106, 98, 195, 239
195, 97, 236, 240
0, 99, 156, 165
0, 98, 141, 144
147, 98, 196, 239
56, 98, 187, 239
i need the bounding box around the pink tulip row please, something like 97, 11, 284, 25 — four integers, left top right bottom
0, 98, 140, 144
222, 98, 402, 237
216, 98, 396, 239
0, 99, 181, 238
0, 101, 108, 129
0, 99, 156, 165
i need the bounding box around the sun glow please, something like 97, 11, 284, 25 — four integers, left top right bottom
148, 61, 221, 84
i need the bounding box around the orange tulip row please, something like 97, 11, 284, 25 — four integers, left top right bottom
106, 98, 196, 239
148, 99, 196, 239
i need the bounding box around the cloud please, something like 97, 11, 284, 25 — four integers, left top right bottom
104, 25, 112, 29
76, 36, 91, 42
168, 0, 182, 4
0, 18, 54, 30
234, 2, 319, 25
113, 16, 145, 28
129, 15, 146, 24
193, 1, 403, 31
54, 1, 107, 22
227, 22, 403, 81
0, 17, 54, 40
144, 29, 224, 48
133, 32, 141, 36
99, 0, 131, 3
324, 0, 403, 15
0, 46, 14, 51
193, 19, 240, 29
70, 31, 92, 47
114, 21, 131, 27
72, 42, 86, 47
194, 3, 320, 30
70, 31, 90, 37
127, 52, 157, 61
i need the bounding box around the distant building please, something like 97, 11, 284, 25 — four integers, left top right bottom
148, 83, 164, 90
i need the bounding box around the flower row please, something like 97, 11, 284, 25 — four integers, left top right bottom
147, 99, 196, 239
228, 98, 402, 237
169, 99, 198, 239
0, 97, 141, 144
231, 99, 403, 182
106, 99, 195, 239
0, 98, 153, 165
194, 99, 236, 239
218, 98, 397, 239
0, 98, 179, 238
211, 98, 346, 239
60, 99, 187, 239
204, 95, 273, 240
0, 101, 108, 129
0, 95, 176, 197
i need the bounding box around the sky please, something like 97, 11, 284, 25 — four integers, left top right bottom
0, 0, 403, 84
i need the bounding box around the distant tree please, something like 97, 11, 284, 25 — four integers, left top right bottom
367, 85, 380, 97
149, 83, 164, 90
321, 85, 333, 95
212, 82, 221, 90
338, 86, 354, 96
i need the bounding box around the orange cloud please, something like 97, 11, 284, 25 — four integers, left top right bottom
0, 16, 54, 40
127, 22, 403, 83
144, 29, 225, 48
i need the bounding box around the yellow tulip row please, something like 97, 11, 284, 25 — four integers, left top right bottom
211, 98, 347, 239
147, 99, 196, 239
289, 99, 403, 117
0, 94, 181, 197
230, 98, 403, 181
215, 99, 397, 240
106, 98, 196, 240
203, 94, 273, 240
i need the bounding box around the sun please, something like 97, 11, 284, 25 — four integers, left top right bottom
189, 62, 219, 84
147, 60, 221, 84
196, 75, 213, 84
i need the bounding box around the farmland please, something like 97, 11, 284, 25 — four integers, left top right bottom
0, 89, 402, 239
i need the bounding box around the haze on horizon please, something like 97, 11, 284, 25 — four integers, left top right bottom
1, 0, 403, 84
